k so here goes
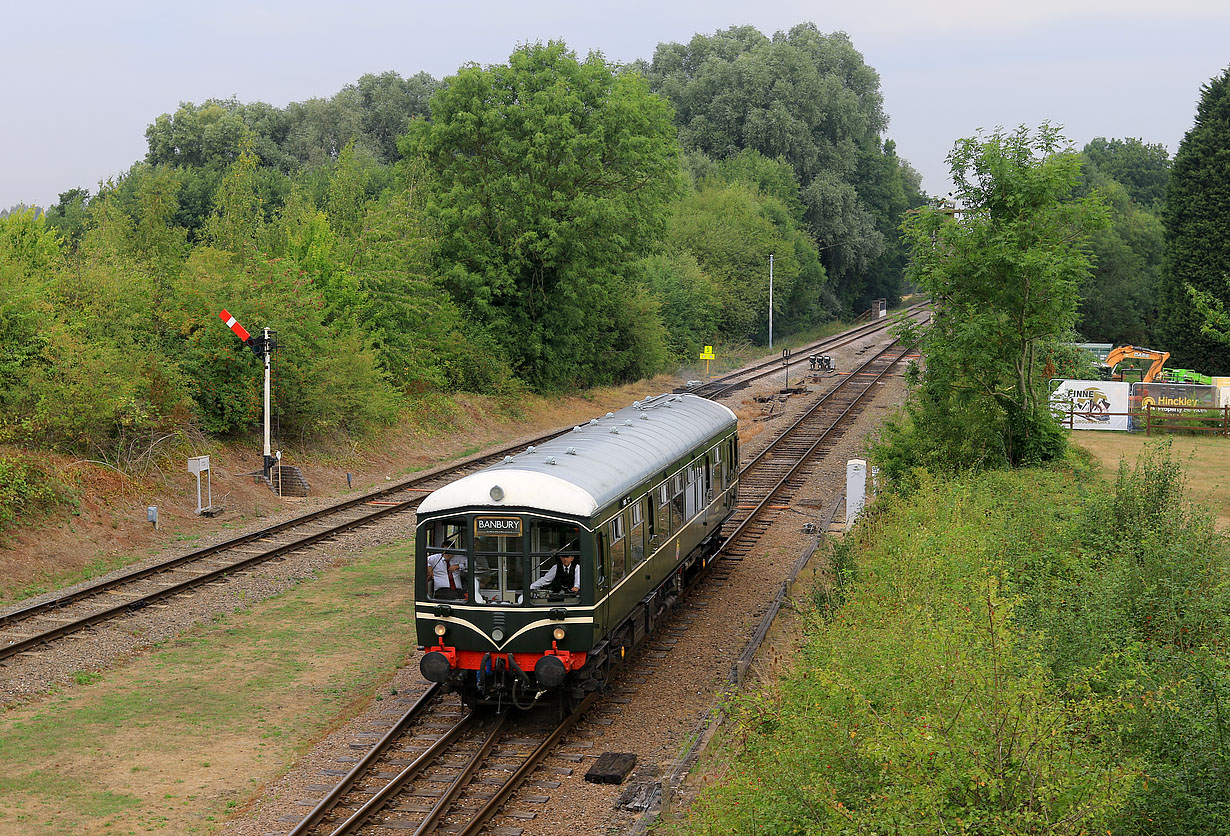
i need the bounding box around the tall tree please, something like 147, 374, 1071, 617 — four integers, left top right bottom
403, 41, 682, 389
878, 126, 1106, 479
1082, 136, 1171, 212
1073, 165, 1164, 345
1158, 67, 1230, 374
644, 23, 921, 309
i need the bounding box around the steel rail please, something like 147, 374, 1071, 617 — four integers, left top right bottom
398, 711, 511, 836
689, 302, 925, 399
285, 683, 447, 836
0, 438, 557, 631
719, 340, 911, 553
456, 693, 600, 836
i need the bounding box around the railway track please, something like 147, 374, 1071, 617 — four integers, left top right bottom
0, 306, 919, 664
284, 681, 597, 836
717, 338, 911, 560
685, 300, 926, 399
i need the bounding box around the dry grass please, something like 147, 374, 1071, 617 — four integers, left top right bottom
1070, 431, 1230, 527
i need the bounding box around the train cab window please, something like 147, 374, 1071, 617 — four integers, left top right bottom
630, 502, 646, 567
425, 518, 468, 602
529, 521, 582, 604
474, 529, 524, 605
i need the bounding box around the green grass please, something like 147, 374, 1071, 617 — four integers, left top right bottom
0, 539, 418, 836
1071, 431, 1230, 524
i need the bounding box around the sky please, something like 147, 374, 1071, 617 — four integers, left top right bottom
2, 0, 1228, 211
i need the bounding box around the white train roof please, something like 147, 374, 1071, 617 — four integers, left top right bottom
417, 393, 737, 519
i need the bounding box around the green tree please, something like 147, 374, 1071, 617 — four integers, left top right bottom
0, 211, 59, 417
646, 23, 921, 308
43, 188, 92, 250
205, 143, 264, 263
1073, 166, 1164, 345
403, 41, 681, 389
668, 176, 828, 343
1083, 136, 1171, 211
879, 125, 1106, 479
1159, 67, 1230, 372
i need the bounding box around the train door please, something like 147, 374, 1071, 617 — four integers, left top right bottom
593, 529, 609, 647
628, 501, 649, 595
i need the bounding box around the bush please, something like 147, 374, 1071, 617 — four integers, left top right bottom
673, 458, 1230, 835
0, 452, 69, 533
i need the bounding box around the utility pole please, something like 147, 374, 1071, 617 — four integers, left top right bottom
768, 254, 774, 350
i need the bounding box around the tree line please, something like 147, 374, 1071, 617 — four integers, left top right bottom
3, 26, 1227, 479
1, 25, 926, 472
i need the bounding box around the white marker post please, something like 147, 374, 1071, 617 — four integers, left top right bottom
846, 459, 867, 531
187, 455, 211, 514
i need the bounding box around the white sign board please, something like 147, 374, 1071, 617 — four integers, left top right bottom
187, 455, 210, 474
1049, 380, 1131, 431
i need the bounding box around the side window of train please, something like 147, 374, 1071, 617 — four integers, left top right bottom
630, 502, 645, 567
595, 533, 606, 587
671, 471, 686, 528
609, 516, 626, 583
657, 483, 672, 538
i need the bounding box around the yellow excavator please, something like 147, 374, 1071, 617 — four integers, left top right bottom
1100, 345, 1170, 383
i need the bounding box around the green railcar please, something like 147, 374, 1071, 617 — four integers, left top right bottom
415, 393, 739, 708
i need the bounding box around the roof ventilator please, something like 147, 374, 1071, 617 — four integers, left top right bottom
545, 456, 556, 465
566, 447, 577, 455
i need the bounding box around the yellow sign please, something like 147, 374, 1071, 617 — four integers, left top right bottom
699, 345, 715, 360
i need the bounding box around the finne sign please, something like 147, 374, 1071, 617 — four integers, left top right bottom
1049, 379, 1131, 431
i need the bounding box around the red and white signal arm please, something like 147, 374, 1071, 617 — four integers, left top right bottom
219, 309, 251, 343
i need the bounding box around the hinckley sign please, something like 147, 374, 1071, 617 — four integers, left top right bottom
475, 516, 523, 537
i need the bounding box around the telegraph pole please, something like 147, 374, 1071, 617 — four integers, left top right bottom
768, 254, 774, 350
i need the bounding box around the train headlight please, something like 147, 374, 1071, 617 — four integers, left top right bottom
552, 627, 567, 641
491, 628, 505, 642
434, 623, 448, 637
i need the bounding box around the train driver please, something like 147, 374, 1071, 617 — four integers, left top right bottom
530, 553, 580, 595
428, 552, 468, 600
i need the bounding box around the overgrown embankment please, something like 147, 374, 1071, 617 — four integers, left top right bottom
673, 445, 1230, 834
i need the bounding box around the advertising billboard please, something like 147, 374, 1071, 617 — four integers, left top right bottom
1049, 380, 1131, 431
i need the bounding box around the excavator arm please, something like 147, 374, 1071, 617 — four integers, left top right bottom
1103, 345, 1170, 383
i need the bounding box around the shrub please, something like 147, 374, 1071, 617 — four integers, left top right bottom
0, 452, 69, 533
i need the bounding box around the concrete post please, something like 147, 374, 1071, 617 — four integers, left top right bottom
846, 459, 867, 530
